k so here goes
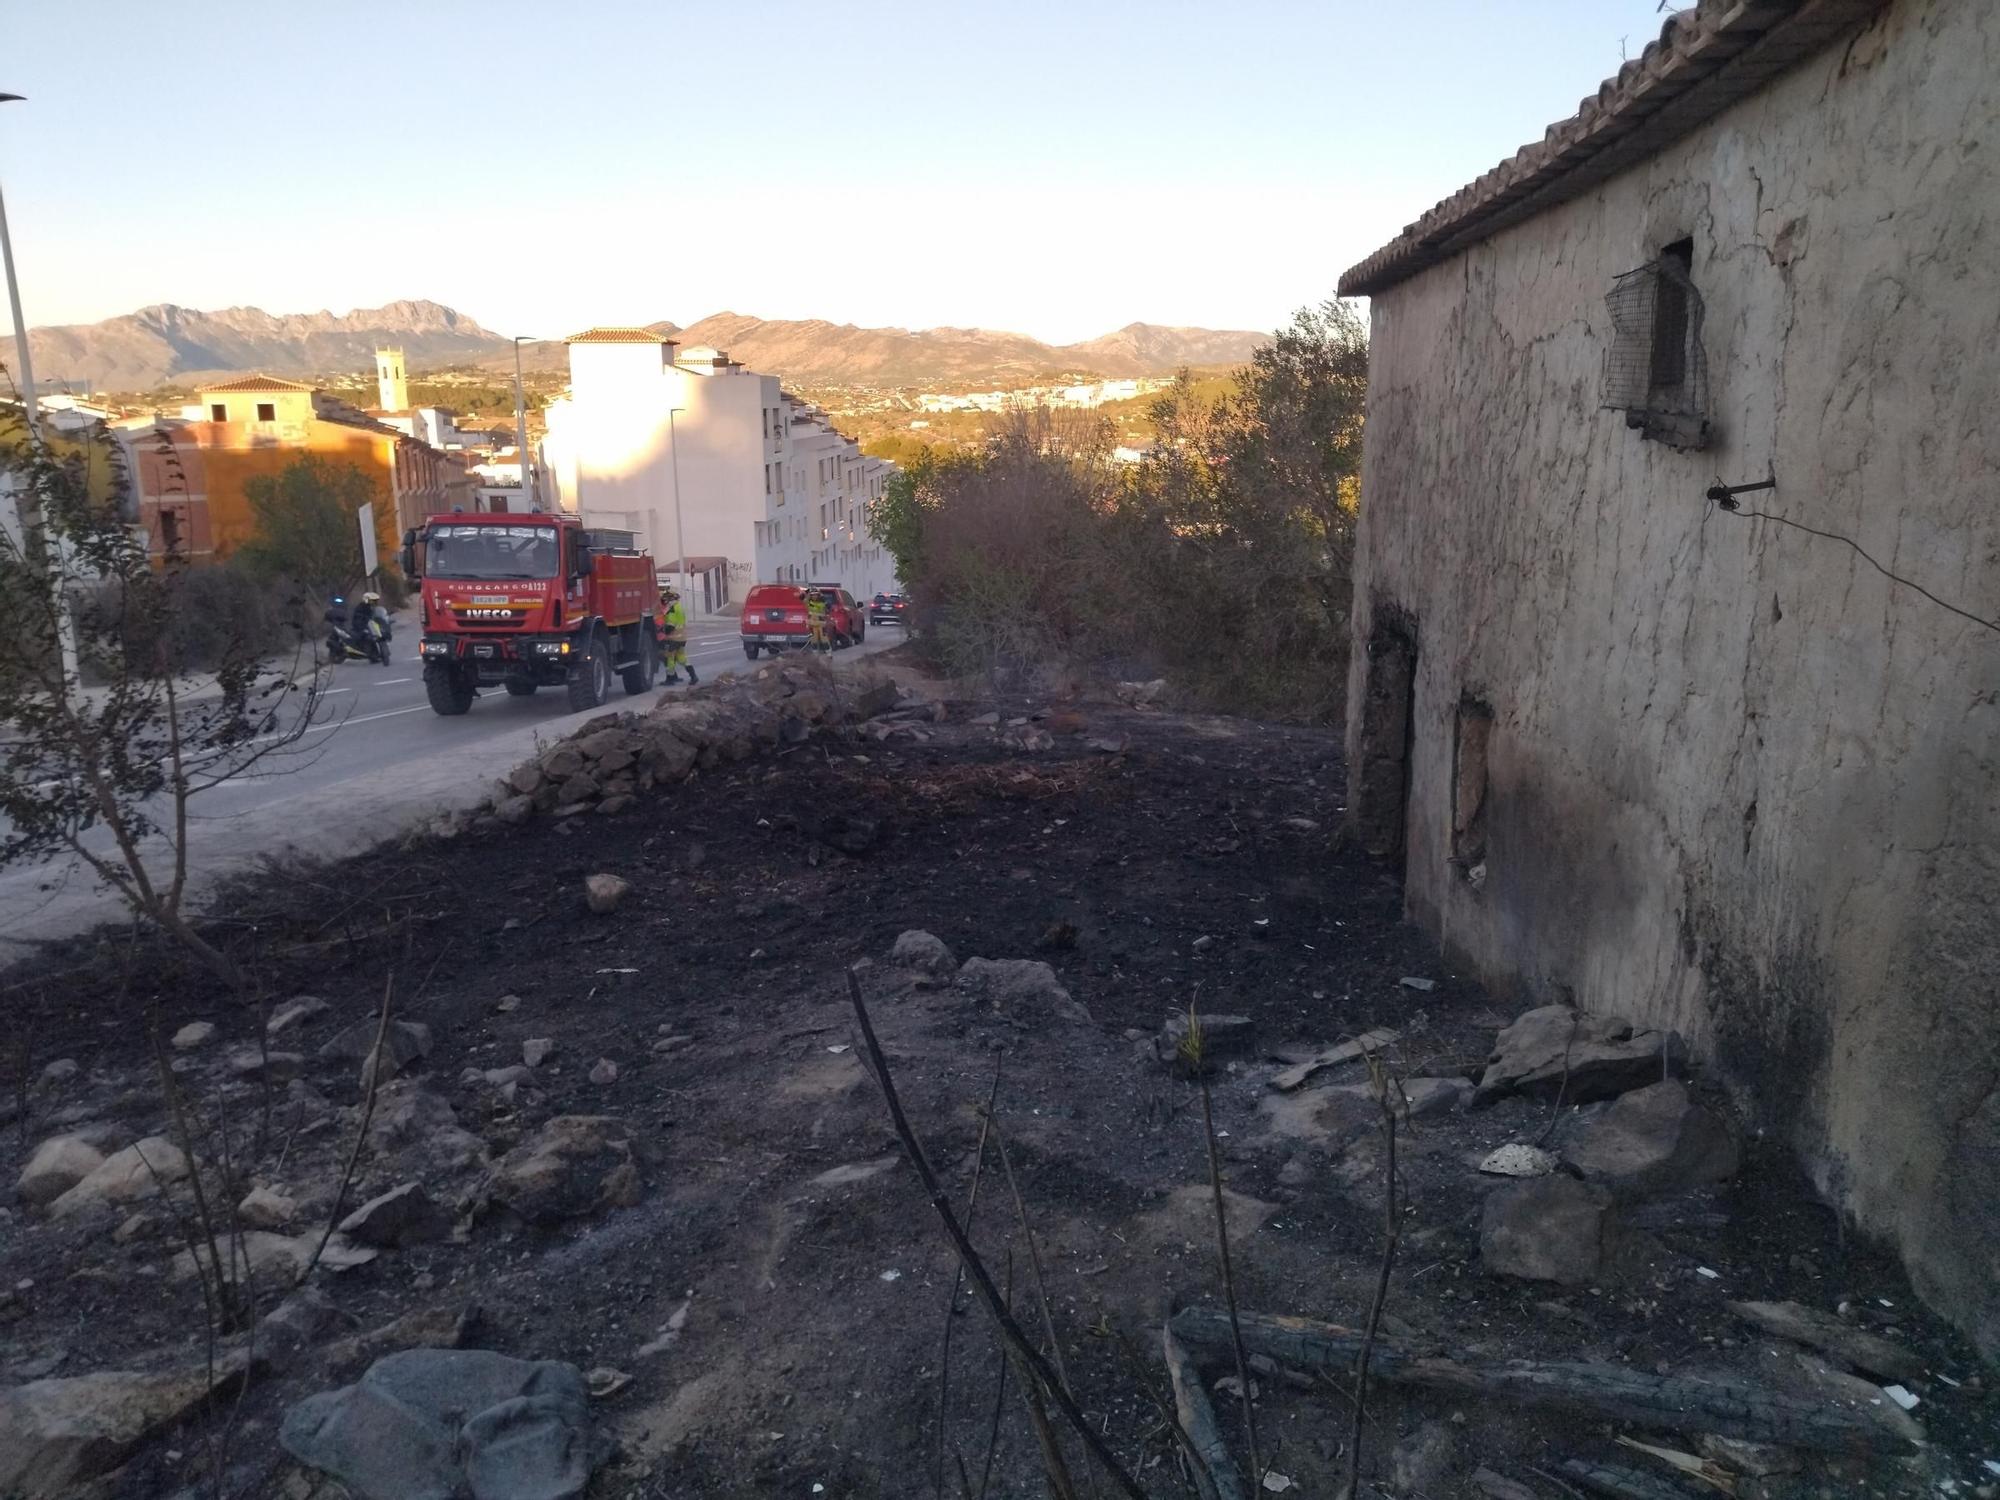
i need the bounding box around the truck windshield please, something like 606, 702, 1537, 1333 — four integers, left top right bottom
423, 524, 559, 580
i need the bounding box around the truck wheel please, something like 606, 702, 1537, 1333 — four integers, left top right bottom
566, 630, 612, 712
744, 643, 759, 660
621, 619, 658, 696
504, 678, 537, 698
424, 662, 475, 716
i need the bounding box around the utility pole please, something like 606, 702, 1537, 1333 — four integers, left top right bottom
1, 91, 79, 689
512, 335, 536, 510
667, 406, 688, 607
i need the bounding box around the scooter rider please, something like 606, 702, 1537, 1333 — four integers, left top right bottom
348, 590, 387, 664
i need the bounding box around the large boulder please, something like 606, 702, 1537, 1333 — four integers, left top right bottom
956, 958, 1092, 1024
1480, 1175, 1618, 1284
1473, 1005, 1686, 1106
484, 1116, 645, 1224
46, 1138, 190, 1221
1563, 1080, 1739, 1200
0, 1368, 216, 1499
17, 1134, 106, 1207
281, 1349, 592, 1500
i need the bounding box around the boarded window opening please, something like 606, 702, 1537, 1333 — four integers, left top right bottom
1451, 696, 1493, 873
1604, 236, 1711, 450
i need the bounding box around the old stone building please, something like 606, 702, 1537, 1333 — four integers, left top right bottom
1340, 0, 1998, 1355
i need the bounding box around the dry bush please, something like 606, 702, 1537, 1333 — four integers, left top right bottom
876, 302, 1367, 724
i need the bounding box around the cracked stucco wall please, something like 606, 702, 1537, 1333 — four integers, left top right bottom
1345, 0, 2000, 1358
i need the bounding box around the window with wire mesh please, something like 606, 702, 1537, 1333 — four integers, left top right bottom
1603, 239, 1712, 449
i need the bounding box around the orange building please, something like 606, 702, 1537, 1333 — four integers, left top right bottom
118, 375, 463, 568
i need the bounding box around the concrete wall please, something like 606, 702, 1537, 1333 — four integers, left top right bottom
1345, 0, 2000, 1356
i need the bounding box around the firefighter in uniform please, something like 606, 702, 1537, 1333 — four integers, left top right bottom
658, 586, 697, 685
805, 587, 832, 654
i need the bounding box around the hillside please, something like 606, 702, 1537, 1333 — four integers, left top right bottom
29, 299, 1266, 394
656, 312, 1265, 385
27, 300, 513, 393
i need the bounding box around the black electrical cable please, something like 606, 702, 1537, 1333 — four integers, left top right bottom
1720, 503, 2000, 637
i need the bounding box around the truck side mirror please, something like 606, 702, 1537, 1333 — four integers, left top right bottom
570, 539, 592, 578
399, 528, 421, 579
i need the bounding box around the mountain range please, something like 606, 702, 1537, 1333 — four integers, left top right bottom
23, 300, 1265, 394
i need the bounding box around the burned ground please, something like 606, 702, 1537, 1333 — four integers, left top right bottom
2, 672, 1995, 1499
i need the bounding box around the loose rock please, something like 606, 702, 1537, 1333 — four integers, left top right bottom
1564, 1080, 1739, 1200
37, 1059, 79, 1091
238, 1185, 299, 1230
267, 996, 330, 1035
281, 1349, 591, 1500
588, 1058, 618, 1086
484, 1115, 644, 1223
338, 1182, 451, 1248
17, 1135, 106, 1207
320, 1018, 433, 1074
1390, 1419, 1457, 1495
956, 957, 1092, 1024
170, 1021, 217, 1051
889, 930, 958, 977
524, 1038, 556, 1068
46, 1138, 190, 1221
366, 1081, 483, 1169
1481, 1175, 1617, 1284
1474, 1004, 1686, 1106
0, 1367, 217, 1499
584, 873, 631, 914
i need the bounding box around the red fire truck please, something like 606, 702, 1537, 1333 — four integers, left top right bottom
401, 514, 659, 716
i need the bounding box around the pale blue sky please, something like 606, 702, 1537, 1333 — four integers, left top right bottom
5, 0, 1673, 343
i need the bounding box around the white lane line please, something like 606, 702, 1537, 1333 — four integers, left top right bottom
375, 677, 412, 685
247, 702, 431, 745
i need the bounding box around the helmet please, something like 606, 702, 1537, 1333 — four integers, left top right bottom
361, 591, 382, 605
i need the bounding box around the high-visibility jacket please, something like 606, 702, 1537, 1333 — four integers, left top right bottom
660, 599, 687, 643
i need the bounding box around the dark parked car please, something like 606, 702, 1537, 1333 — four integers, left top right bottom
869, 592, 908, 625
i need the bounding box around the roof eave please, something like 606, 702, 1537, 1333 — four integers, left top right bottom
1336, 0, 1890, 299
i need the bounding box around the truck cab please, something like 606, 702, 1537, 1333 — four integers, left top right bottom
402, 513, 659, 715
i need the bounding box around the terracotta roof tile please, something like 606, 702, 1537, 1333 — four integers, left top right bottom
199, 374, 315, 394
1337, 0, 1889, 298
565, 326, 675, 345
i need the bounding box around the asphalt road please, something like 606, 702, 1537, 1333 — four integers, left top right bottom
0, 611, 904, 958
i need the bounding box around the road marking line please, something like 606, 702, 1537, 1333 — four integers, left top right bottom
245, 702, 431, 745
375, 677, 412, 685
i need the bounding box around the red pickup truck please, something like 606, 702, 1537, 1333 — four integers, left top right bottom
739, 583, 866, 659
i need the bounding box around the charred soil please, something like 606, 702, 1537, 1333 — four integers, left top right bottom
2, 678, 1994, 1498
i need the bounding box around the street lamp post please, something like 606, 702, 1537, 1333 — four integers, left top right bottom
511, 336, 536, 510
667, 406, 687, 604
1, 91, 79, 688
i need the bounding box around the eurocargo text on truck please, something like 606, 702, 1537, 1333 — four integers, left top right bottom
401, 512, 659, 716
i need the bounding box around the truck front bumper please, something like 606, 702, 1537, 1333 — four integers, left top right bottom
420, 634, 579, 679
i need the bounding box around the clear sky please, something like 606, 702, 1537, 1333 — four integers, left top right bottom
4, 0, 1675, 344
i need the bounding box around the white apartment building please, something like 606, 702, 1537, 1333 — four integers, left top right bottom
752, 395, 899, 602
541, 329, 898, 613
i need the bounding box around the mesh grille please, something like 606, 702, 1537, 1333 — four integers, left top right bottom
1603, 257, 1711, 448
